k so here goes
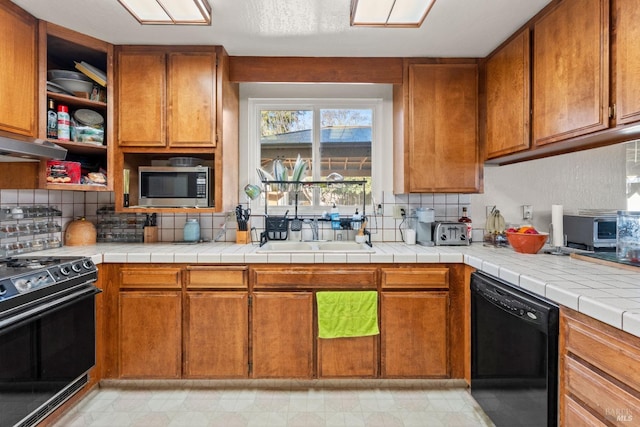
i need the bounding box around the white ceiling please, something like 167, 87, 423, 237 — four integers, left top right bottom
12, 0, 551, 57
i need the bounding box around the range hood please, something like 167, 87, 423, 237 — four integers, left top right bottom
0, 134, 67, 161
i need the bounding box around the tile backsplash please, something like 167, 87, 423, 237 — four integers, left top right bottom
0, 189, 471, 245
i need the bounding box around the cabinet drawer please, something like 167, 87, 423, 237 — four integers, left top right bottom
564, 395, 607, 427
186, 266, 247, 289
564, 356, 640, 425
252, 267, 376, 289
380, 268, 449, 289
120, 267, 181, 289
563, 309, 640, 391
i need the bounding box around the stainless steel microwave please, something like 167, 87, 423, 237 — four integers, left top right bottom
139, 166, 212, 207
563, 213, 617, 251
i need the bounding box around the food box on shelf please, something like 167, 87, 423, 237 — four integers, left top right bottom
46, 160, 81, 184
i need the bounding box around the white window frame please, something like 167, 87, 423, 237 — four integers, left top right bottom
247, 97, 384, 215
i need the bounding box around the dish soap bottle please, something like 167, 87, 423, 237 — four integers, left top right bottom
330, 203, 340, 230
458, 207, 472, 243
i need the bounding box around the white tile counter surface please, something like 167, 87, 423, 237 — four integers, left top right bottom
39, 242, 640, 338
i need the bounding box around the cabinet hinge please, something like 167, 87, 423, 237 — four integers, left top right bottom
609, 105, 616, 119
248, 361, 252, 375
248, 295, 252, 306
216, 56, 219, 68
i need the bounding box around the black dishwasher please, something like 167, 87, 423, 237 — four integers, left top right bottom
471, 271, 559, 427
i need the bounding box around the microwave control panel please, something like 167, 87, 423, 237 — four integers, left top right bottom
196, 172, 208, 198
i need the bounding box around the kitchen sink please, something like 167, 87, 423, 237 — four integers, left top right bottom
257, 241, 374, 253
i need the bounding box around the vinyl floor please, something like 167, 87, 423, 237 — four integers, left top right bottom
52, 380, 494, 427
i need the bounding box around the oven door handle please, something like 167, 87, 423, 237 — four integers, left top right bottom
0, 284, 101, 333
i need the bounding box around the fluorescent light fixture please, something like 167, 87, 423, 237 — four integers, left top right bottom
350, 0, 436, 27
118, 0, 212, 25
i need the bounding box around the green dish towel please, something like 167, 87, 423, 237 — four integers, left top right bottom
317, 291, 379, 339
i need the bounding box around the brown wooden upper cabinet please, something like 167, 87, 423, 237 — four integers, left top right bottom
116, 46, 217, 148
0, 2, 37, 138
484, 30, 531, 159
532, 0, 610, 146
614, 0, 640, 125
394, 62, 480, 193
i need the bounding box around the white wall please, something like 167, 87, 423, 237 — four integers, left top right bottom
470, 143, 627, 233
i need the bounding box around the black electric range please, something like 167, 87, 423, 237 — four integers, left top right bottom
0, 256, 100, 427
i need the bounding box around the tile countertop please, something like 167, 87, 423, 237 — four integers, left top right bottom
36, 241, 640, 338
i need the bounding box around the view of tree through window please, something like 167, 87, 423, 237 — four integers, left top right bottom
259, 107, 372, 208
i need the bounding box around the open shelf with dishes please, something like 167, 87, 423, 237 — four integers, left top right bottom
39, 22, 113, 192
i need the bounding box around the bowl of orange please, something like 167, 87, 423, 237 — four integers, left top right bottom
505, 226, 549, 254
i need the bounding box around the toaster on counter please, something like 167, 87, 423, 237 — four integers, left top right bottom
433, 222, 469, 246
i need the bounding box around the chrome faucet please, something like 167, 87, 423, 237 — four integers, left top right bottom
303, 217, 319, 241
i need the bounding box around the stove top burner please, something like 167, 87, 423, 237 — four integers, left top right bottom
0, 256, 98, 309
8, 258, 51, 269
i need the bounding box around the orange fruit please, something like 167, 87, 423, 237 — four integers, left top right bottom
517, 226, 534, 233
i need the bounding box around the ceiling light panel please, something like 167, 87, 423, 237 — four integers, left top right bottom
387, 0, 435, 25
351, 0, 435, 27
118, 0, 211, 25
118, 0, 169, 22
159, 0, 210, 23
352, 0, 395, 24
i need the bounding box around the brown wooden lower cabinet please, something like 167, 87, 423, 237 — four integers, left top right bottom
251, 291, 314, 378
317, 335, 378, 378
107, 264, 463, 380
184, 291, 248, 378
380, 267, 450, 378
119, 291, 182, 378
112, 265, 250, 379
560, 307, 640, 426
381, 291, 449, 377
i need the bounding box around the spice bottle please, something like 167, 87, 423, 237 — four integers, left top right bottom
47, 99, 57, 139
57, 104, 70, 141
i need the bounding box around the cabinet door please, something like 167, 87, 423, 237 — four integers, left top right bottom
119, 291, 181, 378
381, 291, 449, 377
0, 3, 37, 137
533, 0, 609, 146
317, 336, 378, 378
485, 30, 531, 159
117, 50, 166, 146
614, 0, 640, 125
168, 52, 217, 148
184, 291, 248, 378
251, 292, 313, 378
408, 64, 479, 192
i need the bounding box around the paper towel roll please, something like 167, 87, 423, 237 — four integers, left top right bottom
551, 205, 564, 247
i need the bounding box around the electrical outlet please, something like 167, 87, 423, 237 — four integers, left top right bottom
225, 211, 236, 222
393, 205, 407, 219
522, 205, 533, 220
